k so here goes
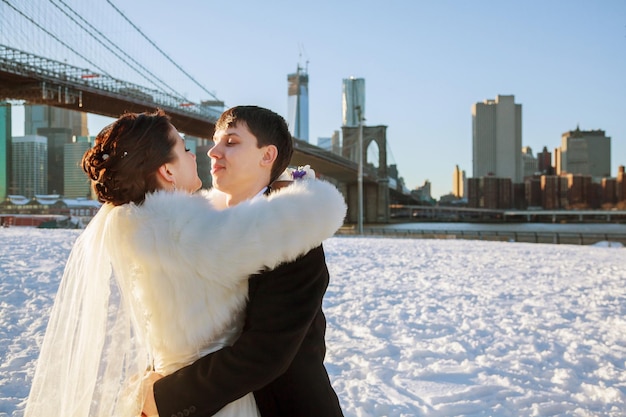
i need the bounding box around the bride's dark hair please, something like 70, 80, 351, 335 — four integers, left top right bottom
82, 109, 175, 206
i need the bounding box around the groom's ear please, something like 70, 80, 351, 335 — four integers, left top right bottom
260, 145, 278, 168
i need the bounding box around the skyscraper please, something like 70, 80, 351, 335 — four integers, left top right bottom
196, 144, 213, 189
24, 105, 88, 137
472, 95, 522, 183
12, 135, 48, 198
555, 127, 611, 178
189, 135, 212, 189
0, 101, 11, 200
317, 137, 331, 150
287, 65, 309, 141
537, 146, 554, 175
38, 127, 72, 195
521, 146, 538, 179
617, 166, 626, 203
64, 136, 93, 198
342, 77, 365, 127
452, 165, 465, 198
22, 105, 89, 196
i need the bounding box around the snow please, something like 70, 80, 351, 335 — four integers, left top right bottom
1, 228, 625, 416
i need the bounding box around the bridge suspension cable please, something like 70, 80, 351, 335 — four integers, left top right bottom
105, 0, 222, 103
49, 0, 186, 101
1, 0, 111, 78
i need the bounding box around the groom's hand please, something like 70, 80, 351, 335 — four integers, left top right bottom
142, 371, 164, 417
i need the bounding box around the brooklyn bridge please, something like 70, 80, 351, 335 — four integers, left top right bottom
0, 0, 419, 225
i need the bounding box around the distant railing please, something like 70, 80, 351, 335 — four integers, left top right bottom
338, 226, 626, 246
391, 204, 626, 224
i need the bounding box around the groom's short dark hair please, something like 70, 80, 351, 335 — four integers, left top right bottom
215, 106, 294, 185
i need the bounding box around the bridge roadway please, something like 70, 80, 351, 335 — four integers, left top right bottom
0, 44, 218, 138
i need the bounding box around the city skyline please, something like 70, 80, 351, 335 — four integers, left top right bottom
4, 1, 625, 199
3, 102, 625, 209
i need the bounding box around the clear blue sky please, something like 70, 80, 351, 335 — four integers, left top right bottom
7, 0, 626, 198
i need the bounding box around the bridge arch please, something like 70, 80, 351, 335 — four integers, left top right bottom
366, 139, 380, 169
341, 125, 390, 223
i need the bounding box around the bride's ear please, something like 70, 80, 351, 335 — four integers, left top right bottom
156, 164, 174, 188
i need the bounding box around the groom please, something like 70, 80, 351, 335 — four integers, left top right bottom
145, 105, 344, 416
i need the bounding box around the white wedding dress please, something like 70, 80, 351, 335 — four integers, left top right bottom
25, 179, 346, 417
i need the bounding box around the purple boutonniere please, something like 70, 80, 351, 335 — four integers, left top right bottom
276, 165, 316, 182
292, 169, 307, 179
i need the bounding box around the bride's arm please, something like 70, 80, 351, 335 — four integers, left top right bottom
123, 178, 346, 285
196, 179, 346, 279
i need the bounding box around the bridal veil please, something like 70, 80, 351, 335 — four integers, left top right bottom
25, 204, 150, 417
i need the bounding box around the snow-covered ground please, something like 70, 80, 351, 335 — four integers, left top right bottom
1, 228, 625, 416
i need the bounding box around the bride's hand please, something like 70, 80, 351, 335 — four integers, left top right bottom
141, 371, 163, 417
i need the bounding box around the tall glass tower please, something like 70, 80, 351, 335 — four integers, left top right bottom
12, 135, 48, 198
64, 137, 93, 199
38, 127, 73, 195
342, 77, 365, 127
287, 65, 309, 142
24, 105, 88, 137
0, 102, 11, 200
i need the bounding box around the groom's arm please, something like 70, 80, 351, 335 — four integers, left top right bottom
153, 245, 329, 417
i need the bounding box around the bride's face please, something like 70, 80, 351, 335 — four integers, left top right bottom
165, 125, 203, 193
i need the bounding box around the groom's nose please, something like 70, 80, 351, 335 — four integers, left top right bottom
208, 143, 220, 159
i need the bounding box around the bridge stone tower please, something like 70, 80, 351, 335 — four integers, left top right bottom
342, 125, 390, 224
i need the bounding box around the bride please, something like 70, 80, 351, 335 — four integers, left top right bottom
24, 110, 346, 417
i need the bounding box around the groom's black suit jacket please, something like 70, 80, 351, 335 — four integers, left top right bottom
154, 245, 344, 417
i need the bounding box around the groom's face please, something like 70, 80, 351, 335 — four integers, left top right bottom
209, 122, 272, 198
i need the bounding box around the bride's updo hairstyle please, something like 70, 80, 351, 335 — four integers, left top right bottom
82, 109, 175, 206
